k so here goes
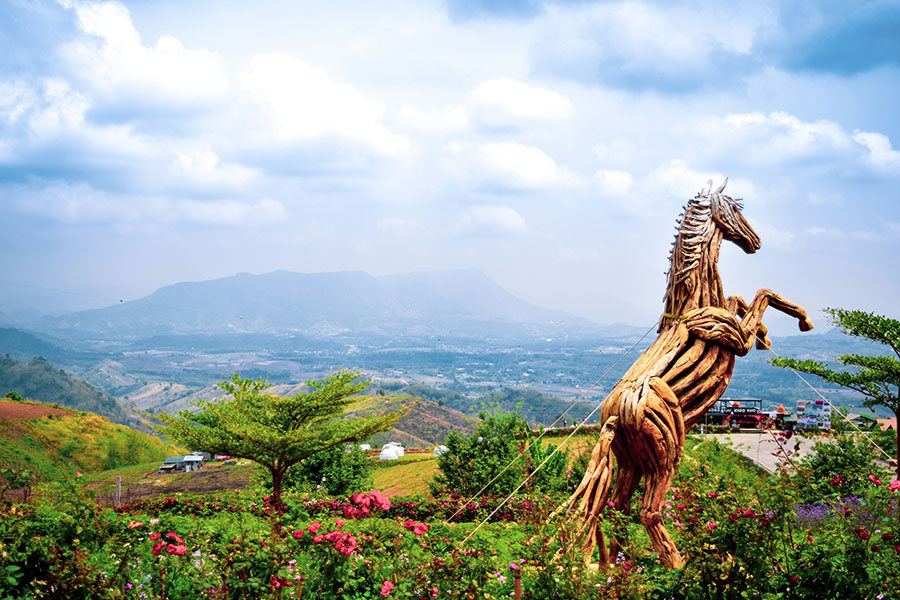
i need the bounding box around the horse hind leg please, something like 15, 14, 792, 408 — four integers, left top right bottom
606, 461, 640, 563
641, 467, 684, 568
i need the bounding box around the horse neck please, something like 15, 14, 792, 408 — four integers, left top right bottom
659, 228, 726, 331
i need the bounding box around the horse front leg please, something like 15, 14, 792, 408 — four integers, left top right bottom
741, 289, 814, 338
726, 295, 770, 350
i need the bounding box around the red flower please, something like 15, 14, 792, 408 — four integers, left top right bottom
869, 474, 884, 486
166, 544, 188, 556
856, 528, 871, 541
895, 544, 900, 554
166, 532, 185, 543
127, 520, 144, 529
307, 521, 322, 534
292, 529, 304, 540
676, 503, 686, 511
788, 575, 799, 584
807, 535, 814, 543
380, 580, 395, 596
313, 534, 324, 544
151, 542, 165, 556
335, 519, 345, 528
706, 492, 718, 498
889, 480, 900, 491
149, 532, 161, 541
882, 533, 894, 541
370, 490, 391, 511
830, 475, 844, 486
871, 545, 881, 552
402, 520, 430, 536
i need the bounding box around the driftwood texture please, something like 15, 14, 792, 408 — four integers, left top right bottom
566, 180, 814, 569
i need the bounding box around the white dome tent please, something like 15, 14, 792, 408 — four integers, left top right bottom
432, 445, 449, 457
379, 442, 405, 460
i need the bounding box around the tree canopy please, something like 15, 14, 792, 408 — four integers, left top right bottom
771, 308, 900, 476
155, 371, 409, 505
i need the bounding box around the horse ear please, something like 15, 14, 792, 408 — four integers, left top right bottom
716, 178, 728, 194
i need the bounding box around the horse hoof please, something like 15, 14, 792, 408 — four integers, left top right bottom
799, 318, 814, 332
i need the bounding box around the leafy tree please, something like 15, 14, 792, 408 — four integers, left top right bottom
155, 371, 408, 506
772, 308, 900, 477
261, 444, 374, 496
794, 435, 888, 502
430, 407, 568, 497
4, 391, 23, 402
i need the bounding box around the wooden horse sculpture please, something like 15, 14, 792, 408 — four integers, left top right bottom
565, 180, 814, 569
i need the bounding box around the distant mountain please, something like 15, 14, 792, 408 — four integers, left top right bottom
36, 269, 615, 342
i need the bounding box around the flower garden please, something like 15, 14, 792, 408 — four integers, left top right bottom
2, 435, 900, 599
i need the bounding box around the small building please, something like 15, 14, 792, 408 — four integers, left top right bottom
158, 454, 205, 473
878, 418, 897, 431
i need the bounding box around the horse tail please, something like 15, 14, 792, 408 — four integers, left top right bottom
563, 415, 619, 565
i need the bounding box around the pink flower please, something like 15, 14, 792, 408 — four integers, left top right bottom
707, 521, 717, 531
151, 542, 165, 556
788, 575, 799, 584
292, 529, 304, 540
676, 503, 686, 511
402, 520, 430, 536
808, 535, 814, 543
335, 519, 345, 528
307, 521, 322, 534
313, 534, 324, 544
380, 580, 395, 596
128, 520, 144, 529
869, 474, 884, 486
369, 490, 391, 511
888, 480, 900, 491
148, 532, 161, 541
706, 492, 718, 498
166, 544, 188, 556
830, 475, 844, 486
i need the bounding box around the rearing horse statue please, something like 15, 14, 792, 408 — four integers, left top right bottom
565, 180, 813, 568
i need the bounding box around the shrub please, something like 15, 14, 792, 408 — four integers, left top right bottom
430, 408, 568, 498
263, 444, 374, 497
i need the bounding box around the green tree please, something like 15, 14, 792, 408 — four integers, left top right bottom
262, 444, 374, 496
4, 391, 23, 402
430, 407, 568, 497
154, 371, 408, 506
772, 308, 900, 477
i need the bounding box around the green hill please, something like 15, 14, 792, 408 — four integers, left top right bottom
0, 353, 151, 431
0, 397, 183, 481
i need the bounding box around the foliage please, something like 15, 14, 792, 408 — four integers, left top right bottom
262, 444, 374, 497
772, 307, 900, 475
155, 372, 410, 505
0, 409, 180, 481
430, 407, 570, 498
794, 435, 890, 502
3, 433, 900, 598
3, 391, 22, 402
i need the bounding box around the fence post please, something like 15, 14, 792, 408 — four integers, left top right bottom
514, 566, 521, 600
115, 475, 121, 506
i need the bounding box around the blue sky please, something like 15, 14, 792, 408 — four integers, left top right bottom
1, 0, 898, 334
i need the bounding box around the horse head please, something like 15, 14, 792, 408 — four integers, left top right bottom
706, 179, 760, 254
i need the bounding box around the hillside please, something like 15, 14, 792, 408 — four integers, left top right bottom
0, 398, 183, 480
0, 354, 151, 431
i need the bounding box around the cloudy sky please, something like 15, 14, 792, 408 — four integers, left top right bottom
2, 0, 898, 334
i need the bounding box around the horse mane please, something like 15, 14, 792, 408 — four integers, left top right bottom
659, 182, 734, 331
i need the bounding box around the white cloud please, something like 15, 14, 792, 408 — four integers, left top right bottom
853, 131, 900, 169
594, 169, 633, 196
241, 53, 410, 156
376, 217, 426, 236
172, 144, 259, 188
6, 181, 285, 225
592, 139, 638, 165
62, 1, 228, 106
449, 141, 576, 190
649, 159, 726, 201
468, 77, 572, 127
456, 205, 529, 236
394, 105, 468, 134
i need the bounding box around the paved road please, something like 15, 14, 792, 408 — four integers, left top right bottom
703, 432, 822, 473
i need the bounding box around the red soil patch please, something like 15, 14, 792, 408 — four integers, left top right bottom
0, 400, 71, 420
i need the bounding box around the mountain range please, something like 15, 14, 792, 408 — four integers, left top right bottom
31, 269, 633, 342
